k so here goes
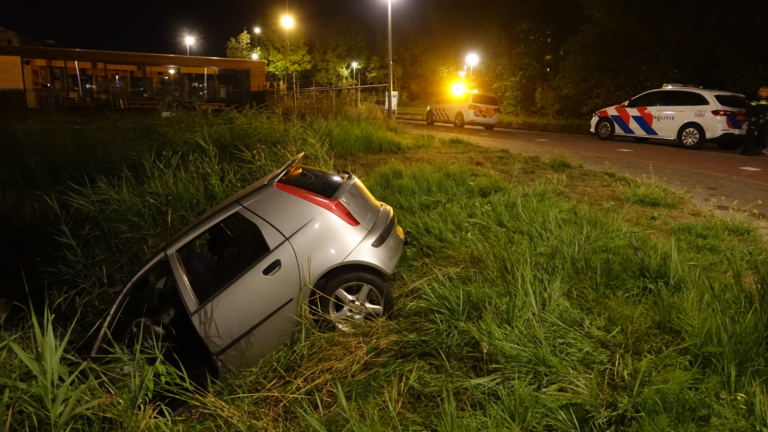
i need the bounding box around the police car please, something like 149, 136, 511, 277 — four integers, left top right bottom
426, 91, 500, 130
590, 84, 748, 150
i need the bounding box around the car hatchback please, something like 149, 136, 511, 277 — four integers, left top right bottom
91, 153, 412, 386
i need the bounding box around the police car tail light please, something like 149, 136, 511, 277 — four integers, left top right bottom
469, 104, 479, 110
711, 110, 737, 116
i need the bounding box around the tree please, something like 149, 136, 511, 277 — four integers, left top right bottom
312, 24, 368, 87
225, 31, 259, 60
256, 28, 312, 89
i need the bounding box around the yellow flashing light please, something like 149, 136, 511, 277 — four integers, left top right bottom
450, 82, 466, 97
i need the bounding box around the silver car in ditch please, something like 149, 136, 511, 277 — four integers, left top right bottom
91, 153, 412, 384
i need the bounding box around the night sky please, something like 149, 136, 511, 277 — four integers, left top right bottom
1, 0, 427, 57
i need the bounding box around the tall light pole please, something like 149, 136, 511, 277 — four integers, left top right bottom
281, 15, 296, 113
466, 53, 479, 82
352, 61, 358, 107
387, 0, 394, 120
185, 36, 195, 56
253, 26, 261, 54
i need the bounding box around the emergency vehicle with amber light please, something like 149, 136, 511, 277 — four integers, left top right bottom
426, 83, 500, 130
590, 84, 748, 150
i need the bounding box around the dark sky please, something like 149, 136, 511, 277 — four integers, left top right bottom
1, 0, 426, 57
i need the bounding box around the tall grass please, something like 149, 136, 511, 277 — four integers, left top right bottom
162, 161, 766, 431
1, 111, 767, 430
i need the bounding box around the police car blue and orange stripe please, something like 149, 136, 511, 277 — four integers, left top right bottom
598, 105, 658, 135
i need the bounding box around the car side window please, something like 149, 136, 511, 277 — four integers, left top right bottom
177, 212, 271, 305
628, 92, 663, 108
661, 91, 709, 106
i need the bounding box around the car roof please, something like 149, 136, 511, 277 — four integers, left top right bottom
651, 86, 744, 97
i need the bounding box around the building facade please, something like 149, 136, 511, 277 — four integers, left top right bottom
0, 44, 267, 110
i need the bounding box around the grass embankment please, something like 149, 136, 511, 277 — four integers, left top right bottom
2, 110, 768, 430
397, 106, 587, 134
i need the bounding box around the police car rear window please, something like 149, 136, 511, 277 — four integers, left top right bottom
714, 95, 747, 109
472, 94, 498, 106
278, 166, 347, 199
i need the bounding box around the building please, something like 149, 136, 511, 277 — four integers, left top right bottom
0, 36, 267, 110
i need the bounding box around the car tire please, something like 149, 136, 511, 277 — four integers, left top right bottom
483, 125, 495, 131
316, 271, 393, 329
426, 111, 435, 125
595, 118, 615, 140
716, 141, 742, 151
633, 137, 650, 143
454, 112, 465, 128
677, 123, 706, 149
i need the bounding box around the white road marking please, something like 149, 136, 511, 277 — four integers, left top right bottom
740, 167, 762, 171
536, 139, 549, 142
617, 149, 634, 152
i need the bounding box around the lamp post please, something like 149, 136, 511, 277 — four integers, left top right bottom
351, 61, 358, 107
466, 53, 478, 81
185, 36, 195, 56
459, 70, 466, 80
281, 15, 296, 112
386, 0, 394, 120
253, 26, 261, 54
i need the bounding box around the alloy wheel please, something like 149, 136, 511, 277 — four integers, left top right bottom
329, 282, 385, 322
681, 128, 700, 146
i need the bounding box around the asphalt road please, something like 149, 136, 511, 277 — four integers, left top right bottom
401, 120, 768, 225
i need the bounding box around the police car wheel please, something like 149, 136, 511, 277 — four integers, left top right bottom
677, 124, 706, 149
595, 118, 614, 140
454, 113, 465, 128
633, 137, 650, 143
426, 111, 435, 125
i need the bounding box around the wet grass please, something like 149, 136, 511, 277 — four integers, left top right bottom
1, 110, 767, 430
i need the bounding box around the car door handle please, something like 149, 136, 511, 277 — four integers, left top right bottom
262, 259, 281, 276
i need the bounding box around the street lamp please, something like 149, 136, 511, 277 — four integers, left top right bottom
281, 15, 296, 112
466, 53, 479, 80
251, 52, 259, 60
254, 26, 261, 34
185, 36, 195, 56
352, 61, 359, 107
386, 0, 394, 120
459, 70, 466, 79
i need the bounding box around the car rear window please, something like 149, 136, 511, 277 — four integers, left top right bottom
278, 166, 348, 199
472, 94, 498, 106
715, 95, 747, 109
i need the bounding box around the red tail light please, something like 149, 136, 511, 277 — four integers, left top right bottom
711, 110, 737, 116
275, 183, 360, 226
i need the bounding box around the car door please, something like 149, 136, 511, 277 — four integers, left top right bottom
624, 91, 664, 137
649, 91, 696, 139
169, 207, 301, 371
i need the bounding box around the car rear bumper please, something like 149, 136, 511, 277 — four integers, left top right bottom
343, 204, 407, 275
